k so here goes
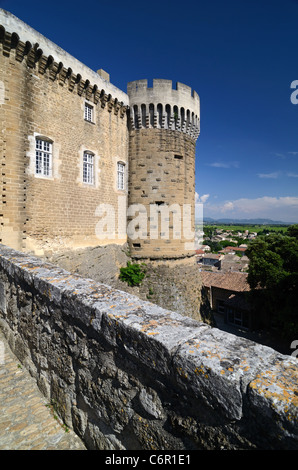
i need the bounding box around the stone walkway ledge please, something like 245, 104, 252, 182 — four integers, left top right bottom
0, 329, 86, 450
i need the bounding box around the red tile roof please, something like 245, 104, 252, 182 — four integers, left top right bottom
221, 246, 247, 252
201, 271, 250, 292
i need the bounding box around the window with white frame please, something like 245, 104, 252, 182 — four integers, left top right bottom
84, 102, 93, 122
83, 152, 94, 184
117, 162, 125, 190
35, 138, 52, 177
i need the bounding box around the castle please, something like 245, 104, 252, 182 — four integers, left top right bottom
1, 10, 297, 451
0, 9, 200, 263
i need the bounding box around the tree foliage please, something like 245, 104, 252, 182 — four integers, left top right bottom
246, 225, 298, 339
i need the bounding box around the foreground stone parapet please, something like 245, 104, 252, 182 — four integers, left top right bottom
0, 244, 297, 450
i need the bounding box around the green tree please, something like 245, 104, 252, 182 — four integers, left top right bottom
287, 223, 298, 239
246, 228, 298, 339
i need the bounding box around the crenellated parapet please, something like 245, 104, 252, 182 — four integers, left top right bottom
0, 10, 129, 117
127, 79, 200, 140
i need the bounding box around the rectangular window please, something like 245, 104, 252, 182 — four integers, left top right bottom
35, 139, 52, 177
84, 103, 93, 122
83, 152, 94, 184
228, 309, 249, 330
117, 162, 125, 190
216, 299, 225, 314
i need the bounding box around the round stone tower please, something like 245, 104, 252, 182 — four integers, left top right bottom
127, 79, 200, 260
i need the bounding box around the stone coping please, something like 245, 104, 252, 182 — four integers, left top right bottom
0, 244, 297, 448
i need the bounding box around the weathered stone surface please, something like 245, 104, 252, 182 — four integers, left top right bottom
44, 243, 204, 322
0, 244, 297, 450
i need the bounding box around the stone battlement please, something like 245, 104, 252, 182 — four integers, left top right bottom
0, 244, 297, 450
127, 79, 200, 139
127, 79, 200, 103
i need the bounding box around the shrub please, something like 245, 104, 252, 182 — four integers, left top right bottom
119, 262, 146, 286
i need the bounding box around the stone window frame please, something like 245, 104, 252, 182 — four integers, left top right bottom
26, 133, 61, 181
77, 147, 100, 189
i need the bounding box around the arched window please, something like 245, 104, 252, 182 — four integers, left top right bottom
165, 104, 171, 128
149, 103, 154, 127
141, 104, 146, 128
83, 151, 95, 184
157, 103, 162, 128
187, 109, 190, 125
133, 105, 139, 128
35, 137, 53, 177
173, 105, 178, 121
181, 107, 185, 124
117, 161, 125, 190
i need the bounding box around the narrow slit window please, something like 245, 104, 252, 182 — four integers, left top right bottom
35, 138, 52, 177
117, 162, 125, 190
174, 154, 183, 160
83, 152, 94, 184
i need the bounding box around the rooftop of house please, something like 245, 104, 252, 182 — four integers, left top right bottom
224, 246, 247, 251
201, 253, 223, 259
201, 271, 250, 292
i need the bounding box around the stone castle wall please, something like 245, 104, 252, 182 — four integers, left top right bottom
0, 245, 297, 450
0, 10, 201, 265
0, 9, 129, 255
127, 79, 200, 259
128, 128, 196, 259
0, 8, 202, 342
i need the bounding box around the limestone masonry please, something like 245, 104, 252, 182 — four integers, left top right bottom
0, 9, 200, 262
0, 10, 298, 451
0, 245, 297, 449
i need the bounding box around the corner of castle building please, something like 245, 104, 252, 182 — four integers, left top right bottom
0, 8, 129, 107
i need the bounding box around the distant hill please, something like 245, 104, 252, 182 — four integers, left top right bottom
200, 217, 295, 225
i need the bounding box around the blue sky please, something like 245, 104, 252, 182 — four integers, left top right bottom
1, 0, 298, 222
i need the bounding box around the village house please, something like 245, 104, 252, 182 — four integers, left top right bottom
201, 271, 252, 330
219, 246, 247, 256
220, 254, 249, 273
196, 253, 223, 269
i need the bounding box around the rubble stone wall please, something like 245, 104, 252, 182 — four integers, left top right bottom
0, 244, 297, 450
